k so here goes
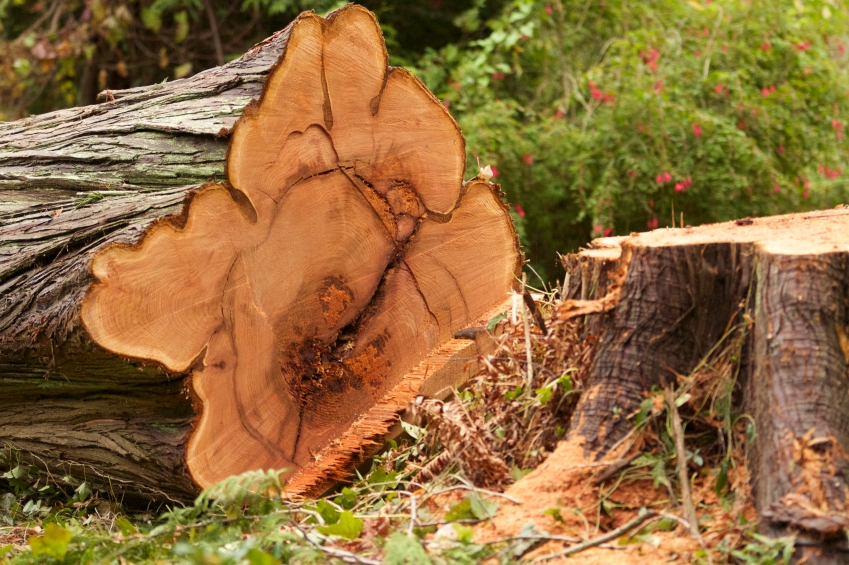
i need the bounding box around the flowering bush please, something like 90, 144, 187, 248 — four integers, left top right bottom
413, 0, 849, 279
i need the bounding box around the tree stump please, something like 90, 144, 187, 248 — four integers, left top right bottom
554, 210, 849, 562
0, 6, 521, 503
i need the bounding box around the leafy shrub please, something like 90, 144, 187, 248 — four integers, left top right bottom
414, 0, 849, 279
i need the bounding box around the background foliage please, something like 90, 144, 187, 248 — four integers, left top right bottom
2, 0, 849, 278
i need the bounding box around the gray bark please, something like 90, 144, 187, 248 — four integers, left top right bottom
0, 26, 292, 504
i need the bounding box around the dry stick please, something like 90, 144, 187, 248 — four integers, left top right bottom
318, 546, 382, 565
290, 521, 381, 565
521, 274, 534, 387
664, 386, 701, 539
531, 508, 657, 562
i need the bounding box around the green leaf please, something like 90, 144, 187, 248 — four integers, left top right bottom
114, 516, 138, 537
141, 7, 162, 33
400, 420, 426, 441
336, 487, 357, 510
315, 499, 340, 525
444, 499, 475, 521
0, 544, 13, 557
174, 62, 193, 79
246, 548, 279, 565
73, 481, 92, 502
29, 523, 72, 560
174, 11, 189, 44
468, 492, 500, 519
487, 312, 507, 331
504, 384, 524, 400
544, 507, 564, 523
383, 532, 433, 565
316, 510, 363, 539
651, 458, 671, 489
535, 386, 553, 405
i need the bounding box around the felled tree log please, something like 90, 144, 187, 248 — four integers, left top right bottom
0, 5, 521, 503
557, 211, 849, 563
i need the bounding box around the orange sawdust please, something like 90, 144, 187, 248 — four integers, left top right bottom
475, 437, 657, 541
471, 436, 744, 563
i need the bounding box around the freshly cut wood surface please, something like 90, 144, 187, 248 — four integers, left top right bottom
80, 5, 521, 493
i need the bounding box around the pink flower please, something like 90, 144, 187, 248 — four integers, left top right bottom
656, 171, 672, 184
769, 84, 776, 93
603, 92, 615, 104
761, 42, 771, 51
693, 123, 702, 137
638, 124, 644, 131
779, 145, 785, 153
545, 3, 552, 14
803, 189, 810, 199
491, 166, 499, 178
522, 154, 534, 165
839, 132, 844, 140
647, 217, 658, 229
515, 204, 526, 218
591, 87, 603, 101
492, 73, 504, 80
593, 224, 603, 233
832, 119, 843, 130
627, 170, 637, 177
604, 228, 613, 236
674, 183, 685, 192
650, 199, 655, 207
588, 80, 595, 88
655, 81, 663, 95
703, 28, 710, 37
805, 180, 811, 189
840, 45, 846, 55
797, 41, 811, 51
664, 172, 672, 182
716, 84, 724, 94
555, 109, 564, 118
722, 44, 728, 53
774, 184, 781, 193
762, 87, 770, 97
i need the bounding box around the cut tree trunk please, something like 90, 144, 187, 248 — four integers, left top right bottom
0, 5, 521, 504
555, 211, 849, 563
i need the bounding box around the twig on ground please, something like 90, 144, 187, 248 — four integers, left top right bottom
592, 453, 640, 485
318, 545, 382, 565
665, 386, 702, 540
419, 483, 521, 505
529, 508, 657, 562
521, 276, 534, 387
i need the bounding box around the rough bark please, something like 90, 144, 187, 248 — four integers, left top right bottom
0, 20, 291, 506
559, 210, 849, 563
1, 6, 521, 504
